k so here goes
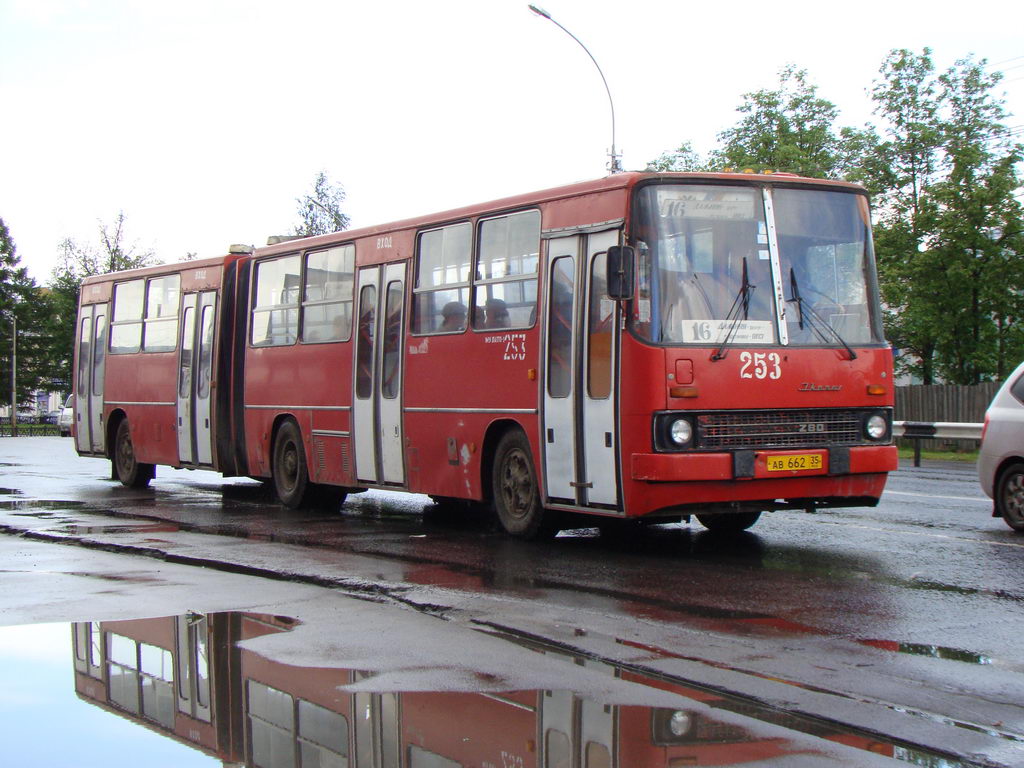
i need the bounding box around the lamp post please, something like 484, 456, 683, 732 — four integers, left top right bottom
528, 4, 623, 174
8, 316, 15, 437
303, 195, 347, 234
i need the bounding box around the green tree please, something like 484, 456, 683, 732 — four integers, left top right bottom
645, 141, 707, 172
867, 50, 1024, 384
46, 212, 158, 390
0, 218, 59, 410
294, 171, 350, 237
711, 65, 855, 178
857, 49, 946, 382
928, 58, 1024, 383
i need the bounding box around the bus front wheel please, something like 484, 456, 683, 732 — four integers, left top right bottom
492, 431, 553, 539
696, 511, 762, 533
272, 420, 310, 509
113, 420, 155, 488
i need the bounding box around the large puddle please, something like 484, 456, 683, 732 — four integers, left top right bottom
0, 613, 986, 767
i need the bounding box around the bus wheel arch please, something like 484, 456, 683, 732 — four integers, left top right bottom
489, 425, 555, 539
270, 416, 310, 509
109, 411, 156, 488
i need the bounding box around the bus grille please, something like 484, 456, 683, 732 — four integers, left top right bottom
696, 409, 867, 449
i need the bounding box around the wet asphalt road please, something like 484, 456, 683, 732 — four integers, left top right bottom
1, 437, 1023, 766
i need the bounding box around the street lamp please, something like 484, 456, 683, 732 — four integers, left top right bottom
528, 4, 623, 174
303, 195, 347, 233
7, 316, 14, 437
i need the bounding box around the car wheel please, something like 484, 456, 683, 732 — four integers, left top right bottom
996, 462, 1024, 532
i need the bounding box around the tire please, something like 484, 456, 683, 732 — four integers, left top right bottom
492, 430, 553, 539
696, 511, 762, 533
113, 419, 155, 488
272, 420, 310, 509
996, 462, 1024, 532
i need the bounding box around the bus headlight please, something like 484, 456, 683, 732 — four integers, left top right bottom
654, 413, 696, 451
865, 412, 889, 441
669, 418, 693, 446
668, 710, 694, 737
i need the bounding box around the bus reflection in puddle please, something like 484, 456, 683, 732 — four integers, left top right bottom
66, 612, 949, 767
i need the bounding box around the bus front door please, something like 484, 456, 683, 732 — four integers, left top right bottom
542, 231, 621, 510
176, 291, 217, 466
353, 263, 406, 486
75, 303, 108, 455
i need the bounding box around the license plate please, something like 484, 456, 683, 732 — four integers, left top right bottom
766, 453, 824, 472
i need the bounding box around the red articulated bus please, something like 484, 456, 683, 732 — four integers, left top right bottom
73, 172, 897, 537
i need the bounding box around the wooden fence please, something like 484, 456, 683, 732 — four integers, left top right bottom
894, 382, 1000, 451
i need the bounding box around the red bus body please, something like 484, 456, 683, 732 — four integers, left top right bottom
73, 172, 896, 534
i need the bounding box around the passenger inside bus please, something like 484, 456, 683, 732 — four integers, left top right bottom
439, 301, 467, 332
482, 298, 510, 329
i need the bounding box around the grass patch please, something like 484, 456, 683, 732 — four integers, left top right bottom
897, 446, 978, 463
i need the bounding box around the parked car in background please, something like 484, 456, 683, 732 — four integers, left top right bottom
58, 395, 74, 437
978, 360, 1024, 532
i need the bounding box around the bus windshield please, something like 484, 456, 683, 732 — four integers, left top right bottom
632, 183, 882, 348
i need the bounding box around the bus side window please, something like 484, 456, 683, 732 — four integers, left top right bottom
251, 255, 300, 346
110, 279, 145, 353
302, 245, 355, 343
412, 223, 471, 334
143, 274, 180, 352
473, 209, 540, 330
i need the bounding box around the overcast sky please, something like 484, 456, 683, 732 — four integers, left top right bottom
1, 0, 1021, 283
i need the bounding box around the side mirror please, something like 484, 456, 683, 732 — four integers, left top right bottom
606, 245, 635, 301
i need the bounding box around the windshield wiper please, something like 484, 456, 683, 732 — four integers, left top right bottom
711, 257, 753, 361
787, 268, 857, 360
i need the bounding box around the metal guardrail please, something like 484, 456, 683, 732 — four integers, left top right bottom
893, 421, 984, 440
893, 420, 983, 467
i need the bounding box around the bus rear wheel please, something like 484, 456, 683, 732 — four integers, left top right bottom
272, 420, 310, 509
113, 419, 155, 488
696, 511, 762, 533
492, 430, 553, 539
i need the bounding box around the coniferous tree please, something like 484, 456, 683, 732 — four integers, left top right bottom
0, 218, 58, 409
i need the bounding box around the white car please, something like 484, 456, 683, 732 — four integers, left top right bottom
58, 395, 74, 437
978, 360, 1024, 531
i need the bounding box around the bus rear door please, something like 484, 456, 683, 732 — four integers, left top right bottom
542, 230, 621, 510
177, 291, 217, 465
75, 303, 108, 455
353, 263, 407, 486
